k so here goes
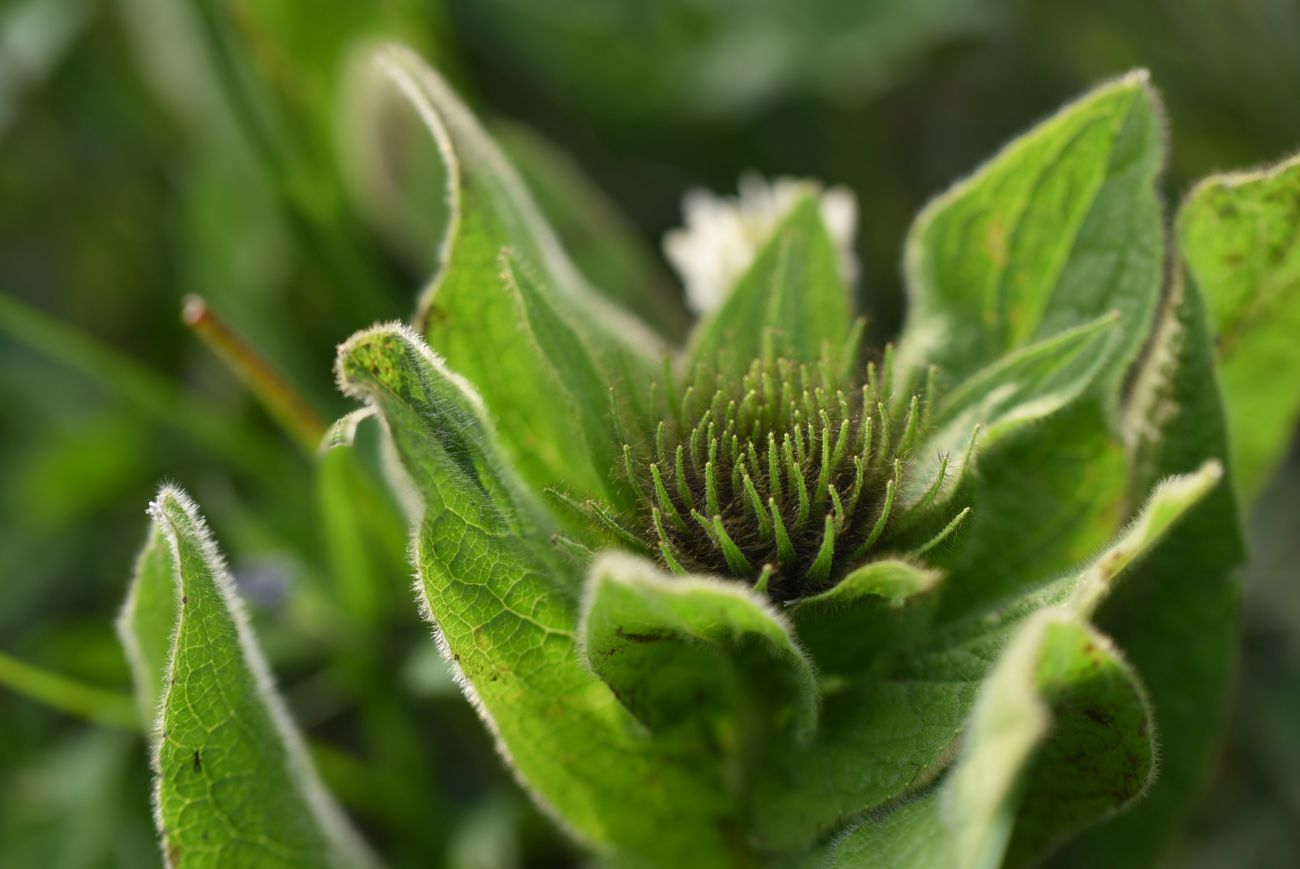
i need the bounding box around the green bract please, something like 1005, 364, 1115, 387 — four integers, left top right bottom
120, 45, 1300, 867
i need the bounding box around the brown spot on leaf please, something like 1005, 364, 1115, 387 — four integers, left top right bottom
615, 626, 672, 644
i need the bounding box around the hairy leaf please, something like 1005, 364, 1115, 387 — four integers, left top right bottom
897, 72, 1166, 619
495, 121, 691, 338
751, 462, 1219, 854
909, 312, 1120, 508
146, 488, 374, 868
335, 324, 741, 865
351, 45, 658, 497
580, 553, 818, 742
789, 559, 942, 676
499, 249, 627, 505
1058, 215, 1247, 866
828, 611, 1153, 869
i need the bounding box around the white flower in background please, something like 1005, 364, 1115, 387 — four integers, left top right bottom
663, 173, 859, 316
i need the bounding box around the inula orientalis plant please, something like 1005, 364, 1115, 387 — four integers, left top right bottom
119, 45, 1300, 867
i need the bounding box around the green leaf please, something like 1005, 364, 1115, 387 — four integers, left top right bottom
314, 441, 411, 627
579, 552, 819, 742
930, 313, 1118, 450
146, 487, 375, 868
499, 249, 626, 504
1067, 461, 1225, 615
908, 312, 1120, 508
1058, 235, 1247, 866
494, 120, 691, 338
351, 44, 658, 496
932, 401, 1128, 618
0, 293, 285, 479
788, 558, 942, 676
896, 73, 1167, 622
688, 194, 852, 368
117, 524, 175, 724
750, 461, 1219, 854
828, 611, 1154, 869
897, 71, 1164, 396
335, 324, 741, 865
0, 650, 137, 731
1177, 153, 1300, 500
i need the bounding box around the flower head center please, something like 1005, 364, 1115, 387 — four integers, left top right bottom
621, 350, 929, 602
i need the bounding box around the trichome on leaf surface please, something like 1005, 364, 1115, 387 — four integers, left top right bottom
119, 44, 1300, 868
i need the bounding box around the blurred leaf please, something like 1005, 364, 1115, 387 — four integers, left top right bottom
116, 524, 175, 724
314, 442, 409, 627
0, 293, 286, 478
0, 650, 136, 730
1057, 180, 1248, 867
904, 72, 1166, 617
0, 730, 155, 869
495, 120, 690, 337
1177, 152, 1300, 500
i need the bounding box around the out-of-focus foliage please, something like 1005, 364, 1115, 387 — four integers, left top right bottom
1, 0, 1297, 865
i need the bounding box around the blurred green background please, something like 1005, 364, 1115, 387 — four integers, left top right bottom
1, 0, 1298, 865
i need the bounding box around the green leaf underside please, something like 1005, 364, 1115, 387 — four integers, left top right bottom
118, 524, 176, 725
688, 194, 852, 369
364, 44, 657, 499
828, 612, 1152, 869
335, 326, 743, 865
579, 554, 818, 742
749, 461, 1219, 854
1059, 218, 1247, 865
147, 489, 373, 868
908, 312, 1120, 507
897, 70, 1164, 398
1177, 153, 1300, 501
499, 249, 625, 505
788, 559, 942, 676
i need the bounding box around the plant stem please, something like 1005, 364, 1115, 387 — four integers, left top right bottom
183, 295, 326, 453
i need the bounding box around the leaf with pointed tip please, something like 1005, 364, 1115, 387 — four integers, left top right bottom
749, 461, 1219, 855
146, 488, 375, 868
579, 553, 818, 743
688, 194, 852, 369
334, 324, 740, 865
350, 45, 657, 497
828, 611, 1153, 869
906, 312, 1120, 509
1177, 153, 1300, 500
117, 524, 175, 725
897, 73, 1166, 621
789, 559, 942, 676
897, 71, 1164, 396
